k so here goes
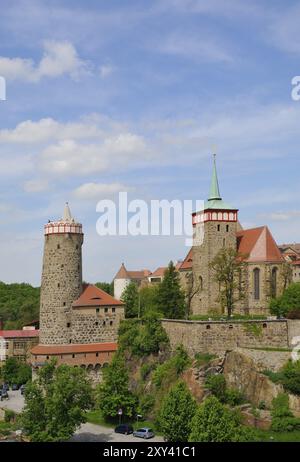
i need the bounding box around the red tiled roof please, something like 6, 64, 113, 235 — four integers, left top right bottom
179, 248, 193, 270
237, 226, 284, 263
73, 284, 123, 308
114, 263, 150, 280
0, 329, 39, 339
31, 342, 117, 355
150, 267, 167, 278
292, 260, 300, 266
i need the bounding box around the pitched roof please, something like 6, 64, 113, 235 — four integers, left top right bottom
114, 263, 150, 280
73, 284, 123, 308
178, 248, 193, 270
279, 244, 300, 256
0, 329, 39, 339
237, 226, 284, 263
150, 267, 167, 278
31, 342, 117, 355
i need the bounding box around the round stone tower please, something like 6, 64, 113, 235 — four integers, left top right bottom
39, 203, 83, 345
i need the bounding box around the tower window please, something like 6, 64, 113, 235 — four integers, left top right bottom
223, 238, 225, 247
57, 244, 60, 249
206, 325, 210, 330
67, 323, 71, 328
217, 224, 220, 231
96, 352, 99, 357
69, 339, 72, 343
58, 283, 60, 288
63, 302, 66, 306
110, 321, 113, 326
95, 321, 99, 326
103, 321, 106, 326
226, 225, 229, 232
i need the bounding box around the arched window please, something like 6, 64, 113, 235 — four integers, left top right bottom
253, 268, 260, 300
271, 267, 278, 298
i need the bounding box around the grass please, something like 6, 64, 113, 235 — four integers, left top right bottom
254, 429, 300, 442
85, 410, 162, 435
194, 352, 216, 367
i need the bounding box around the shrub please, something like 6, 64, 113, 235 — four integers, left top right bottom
4, 409, 16, 423
140, 363, 154, 381
152, 345, 190, 388
194, 352, 216, 367
138, 394, 155, 416
258, 401, 266, 410
264, 360, 300, 396
205, 374, 245, 406
271, 393, 300, 432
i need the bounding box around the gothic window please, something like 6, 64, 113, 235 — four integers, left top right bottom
253, 268, 260, 300
271, 267, 278, 298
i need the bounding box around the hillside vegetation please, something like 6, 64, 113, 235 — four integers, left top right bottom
0, 282, 40, 329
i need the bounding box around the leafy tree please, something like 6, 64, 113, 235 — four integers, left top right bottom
121, 282, 139, 318
281, 262, 293, 291
156, 261, 185, 319
279, 360, 300, 395
2, 357, 31, 386
21, 359, 94, 442
270, 283, 300, 318
139, 284, 161, 317
95, 281, 114, 296
158, 381, 197, 442
210, 248, 247, 317
189, 396, 253, 442
152, 345, 190, 388
97, 353, 137, 419
118, 315, 169, 357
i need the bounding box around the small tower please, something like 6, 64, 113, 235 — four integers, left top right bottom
39, 203, 84, 344
191, 155, 239, 315
113, 263, 131, 300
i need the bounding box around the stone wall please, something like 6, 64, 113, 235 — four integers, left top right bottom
71, 306, 124, 343
161, 319, 290, 355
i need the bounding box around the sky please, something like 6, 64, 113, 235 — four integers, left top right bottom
0, 0, 300, 286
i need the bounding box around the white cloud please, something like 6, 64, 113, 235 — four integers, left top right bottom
99, 64, 115, 78
39, 133, 147, 176
23, 179, 49, 193
73, 182, 133, 200
0, 40, 89, 82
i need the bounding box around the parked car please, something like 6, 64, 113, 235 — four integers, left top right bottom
133, 428, 155, 439
0, 389, 9, 401
114, 424, 134, 435
20, 385, 26, 395
11, 384, 19, 391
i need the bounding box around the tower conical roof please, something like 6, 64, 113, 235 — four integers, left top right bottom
114, 263, 130, 279
62, 202, 74, 223
208, 154, 221, 201
204, 154, 237, 210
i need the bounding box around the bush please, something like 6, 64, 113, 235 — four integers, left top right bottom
194, 352, 216, 367
271, 393, 300, 432
205, 374, 245, 406
4, 409, 16, 423
152, 345, 190, 388
140, 363, 154, 381
264, 360, 300, 396
138, 394, 155, 416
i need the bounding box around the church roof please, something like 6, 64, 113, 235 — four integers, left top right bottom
73, 284, 123, 307
178, 225, 284, 269
236, 226, 284, 263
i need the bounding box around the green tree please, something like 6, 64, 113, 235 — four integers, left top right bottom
270, 283, 300, 318
189, 396, 252, 442
95, 281, 114, 296
139, 284, 160, 317
158, 381, 197, 442
271, 393, 300, 432
121, 282, 139, 318
2, 357, 31, 386
156, 261, 185, 319
97, 353, 137, 419
21, 360, 94, 442
210, 248, 247, 317
0, 281, 40, 329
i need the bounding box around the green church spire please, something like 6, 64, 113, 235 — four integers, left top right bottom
208, 153, 221, 201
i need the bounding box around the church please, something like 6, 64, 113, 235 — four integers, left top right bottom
115, 156, 295, 316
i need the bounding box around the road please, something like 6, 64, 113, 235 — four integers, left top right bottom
1, 390, 164, 443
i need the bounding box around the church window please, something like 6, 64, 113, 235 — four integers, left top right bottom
271, 267, 278, 298
253, 268, 260, 300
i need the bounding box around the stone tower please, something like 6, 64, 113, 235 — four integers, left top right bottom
191, 155, 238, 315
39, 203, 84, 344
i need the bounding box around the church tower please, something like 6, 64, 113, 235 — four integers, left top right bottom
39, 203, 83, 344
191, 155, 238, 315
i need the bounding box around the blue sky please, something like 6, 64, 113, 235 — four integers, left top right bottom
0, 0, 300, 285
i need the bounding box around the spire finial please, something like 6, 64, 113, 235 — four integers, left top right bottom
208, 153, 221, 201
63, 202, 74, 222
